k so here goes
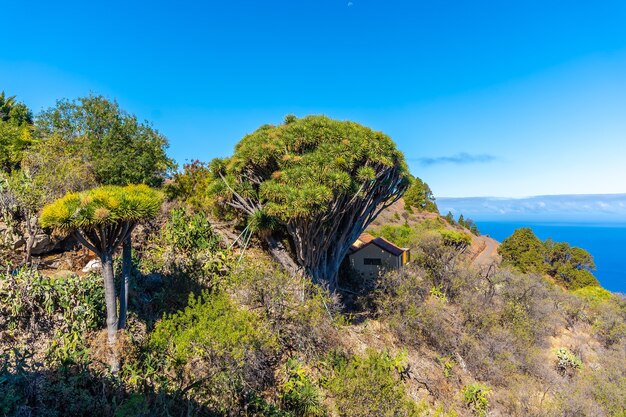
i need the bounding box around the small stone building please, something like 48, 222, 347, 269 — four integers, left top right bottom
347, 233, 410, 278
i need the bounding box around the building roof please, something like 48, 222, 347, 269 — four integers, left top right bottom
349, 233, 408, 257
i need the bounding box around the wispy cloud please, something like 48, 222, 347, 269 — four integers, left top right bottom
412, 152, 497, 166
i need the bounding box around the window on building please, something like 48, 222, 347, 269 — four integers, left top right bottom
364, 258, 382, 265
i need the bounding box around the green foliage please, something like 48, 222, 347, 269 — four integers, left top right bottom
214, 115, 408, 220
230, 258, 340, 357
142, 208, 228, 280
36, 94, 176, 187
164, 208, 219, 252
22, 133, 97, 201
165, 160, 214, 212
324, 350, 419, 417
545, 240, 598, 289
280, 358, 326, 417
0, 268, 105, 367
374, 223, 417, 248
40, 184, 162, 231
593, 299, 626, 348
456, 214, 479, 235
573, 285, 612, 307
0, 91, 34, 172
209, 115, 409, 287
499, 228, 600, 290
150, 290, 279, 413
152, 290, 278, 364
403, 176, 438, 213
439, 229, 472, 249
498, 228, 547, 274
555, 347, 582, 375
0, 267, 105, 334
462, 383, 491, 416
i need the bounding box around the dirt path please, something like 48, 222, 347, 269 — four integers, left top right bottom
472, 236, 501, 267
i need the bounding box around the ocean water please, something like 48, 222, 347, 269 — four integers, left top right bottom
476, 221, 626, 293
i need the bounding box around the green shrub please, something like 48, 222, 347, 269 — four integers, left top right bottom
324, 350, 419, 417
231, 259, 341, 358
462, 383, 491, 417
555, 347, 582, 376
164, 208, 220, 252
151, 290, 279, 412
142, 207, 229, 278
0, 267, 104, 338
280, 358, 326, 417
573, 286, 613, 307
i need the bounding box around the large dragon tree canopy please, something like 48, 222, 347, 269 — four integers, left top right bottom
40, 184, 162, 252
211, 115, 410, 290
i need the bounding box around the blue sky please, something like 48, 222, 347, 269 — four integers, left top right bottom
2, 1, 626, 197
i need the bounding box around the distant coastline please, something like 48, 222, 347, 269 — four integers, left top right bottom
438, 193, 626, 223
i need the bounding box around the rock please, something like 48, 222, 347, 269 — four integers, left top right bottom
11, 237, 25, 250
30, 233, 57, 255
82, 259, 102, 273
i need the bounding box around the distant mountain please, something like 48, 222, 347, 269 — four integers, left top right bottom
438, 194, 626, 223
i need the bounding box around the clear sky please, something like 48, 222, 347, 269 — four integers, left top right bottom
2, 1, 626, 198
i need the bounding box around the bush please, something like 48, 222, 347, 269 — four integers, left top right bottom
279, 358, 326, 417
151, 290, 279, 413
324, 350, 419, 417
555, 347, 582, 376
573, 286, 613, 307
231, 258, 341, 358
141, 207, 229, 279
462, 383, 490, 417
0, 267, 104, 337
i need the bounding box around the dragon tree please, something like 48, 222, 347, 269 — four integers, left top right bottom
209, 115, 410, 290
40, 184, 162, 371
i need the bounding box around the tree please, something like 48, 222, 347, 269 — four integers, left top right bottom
444, 211, 455, 225
40, 185, 162, 371
544, 240, 598, 289
36, 95, 175, 312
0, 91, 34, 173
403, 175, 438, 213
210, 115, 410, 290
498, 228, 546, 274
36, 94, 176, 187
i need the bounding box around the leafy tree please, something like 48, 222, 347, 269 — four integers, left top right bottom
544, 239, 598, 289
403, 175, 438, 213
209, 115, 410, 290
22, 134, 97, 200
36, 95, 175, 310
36, 94, 176, 187
444, 211, 455, 225
0, 91, 34, 172
40, 185, 162, 371
498, 228, 546, 274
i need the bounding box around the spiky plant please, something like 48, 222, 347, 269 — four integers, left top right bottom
40, 184, 162, 371
209, 115, 410, 290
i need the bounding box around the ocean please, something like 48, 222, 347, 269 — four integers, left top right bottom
476, 221, 626, 293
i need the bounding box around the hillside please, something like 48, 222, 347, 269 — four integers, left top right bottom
3, 201, 625, 417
